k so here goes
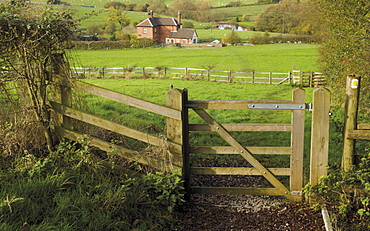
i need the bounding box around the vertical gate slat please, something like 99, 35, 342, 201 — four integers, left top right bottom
290, 88, 305, 202
310, 88, 330, 188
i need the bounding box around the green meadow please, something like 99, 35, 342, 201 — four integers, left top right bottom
70, 43, 319, 72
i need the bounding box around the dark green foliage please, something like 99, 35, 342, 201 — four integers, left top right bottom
315, 0, 370, 119
69, 39, 155, 49
249, 34, 318, 44
304, 152, 370, 230
257, 0, 281, 4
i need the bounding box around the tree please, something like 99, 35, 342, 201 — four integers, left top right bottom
105, 6, 130, 29
255, 0, 313, 34
147, 0, 168, 14
0, 3, 76, 152
222, 31, 242, 44
315, 0, 370, 114
86, 23, 103, 35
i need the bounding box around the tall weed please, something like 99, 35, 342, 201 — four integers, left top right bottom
0, 140, 184, 230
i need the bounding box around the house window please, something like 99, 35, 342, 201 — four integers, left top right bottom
154, 28, 157, 33
143, 28, 147, 34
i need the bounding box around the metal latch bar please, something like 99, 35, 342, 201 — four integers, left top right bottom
291, 191, 302, 196
186, 104, 198, 108
248, 103, 311, 110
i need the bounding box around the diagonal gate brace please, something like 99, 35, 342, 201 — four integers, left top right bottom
193, 109, 295, 201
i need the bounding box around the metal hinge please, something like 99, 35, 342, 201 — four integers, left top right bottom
248, 103, 312, 110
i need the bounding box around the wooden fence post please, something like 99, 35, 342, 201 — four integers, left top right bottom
310, 88, 330, 188
166, 88, 190, 198
53, 54, 73, 130
269, 72, 272, 84
228, 71, 232, 83
252, 72, 255, 83
342, 75, 361, 172
291, 88, 305, 202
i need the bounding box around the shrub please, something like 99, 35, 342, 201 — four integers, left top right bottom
304, 152, 370, 230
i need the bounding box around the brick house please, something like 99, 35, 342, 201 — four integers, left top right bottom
136, 11, 197, 44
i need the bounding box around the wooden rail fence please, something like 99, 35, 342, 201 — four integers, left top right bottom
71, 66, 325, 87
51, 79, 330, 202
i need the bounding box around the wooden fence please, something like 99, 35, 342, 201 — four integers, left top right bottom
71, 66, 325, 87
50, 79, 330, 202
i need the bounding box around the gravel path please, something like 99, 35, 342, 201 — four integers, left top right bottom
173, 194, 326, 230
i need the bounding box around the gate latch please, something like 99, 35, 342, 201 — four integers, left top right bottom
248, 103, 312, 110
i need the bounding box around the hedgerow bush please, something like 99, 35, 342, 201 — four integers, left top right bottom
69, 38, 155, 50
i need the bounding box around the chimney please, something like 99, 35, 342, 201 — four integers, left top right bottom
177, 11, 181, 25
148, 11, 153, 18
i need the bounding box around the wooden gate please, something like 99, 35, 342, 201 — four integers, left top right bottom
174, 88, 330, 202
51, 80, 330, 202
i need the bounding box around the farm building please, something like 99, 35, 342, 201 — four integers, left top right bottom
136, 11, 198, 44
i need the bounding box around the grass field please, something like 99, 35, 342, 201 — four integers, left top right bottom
69, 43, 319, 72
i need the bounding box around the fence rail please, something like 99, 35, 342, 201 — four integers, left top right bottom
71, 66, 325, 87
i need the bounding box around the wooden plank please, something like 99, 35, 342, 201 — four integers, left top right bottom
348, 129, 370, 140
193, 109, 294, 201
190, 146, 291, 155
187, 100, 293, 110
310, 88, 330, 188
358, 123, 370, 130
70, 80, 181, 120
54, 126, 182, 170
50, 101, 181, 153
191, 167, 291, 176
190, 187, 285, 196
290, 88, 305, 202
189, 123, 292, 131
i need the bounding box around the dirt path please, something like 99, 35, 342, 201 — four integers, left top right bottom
173, 194, 326, 230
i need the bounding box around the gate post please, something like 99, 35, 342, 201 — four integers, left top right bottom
52, 53, 73, 130
291, 88, 305, 202
310, 88, 330, 187
166, 88, 190, 198
342, 75, 361, 171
